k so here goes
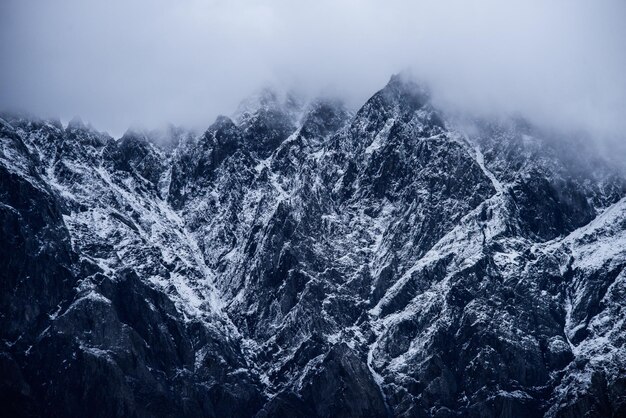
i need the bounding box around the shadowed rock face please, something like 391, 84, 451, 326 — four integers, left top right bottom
1, 76, 625, 418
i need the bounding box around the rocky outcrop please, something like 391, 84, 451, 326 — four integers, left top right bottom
1, 75, 625, 417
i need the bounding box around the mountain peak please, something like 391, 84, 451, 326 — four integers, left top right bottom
66, 116, 87, 131
381, 73, 431, 108
233, 86, 305, 126
299, 97, 351, 140
2, 74, 625, 418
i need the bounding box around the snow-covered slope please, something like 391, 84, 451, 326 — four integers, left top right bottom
1, 75, 625, 417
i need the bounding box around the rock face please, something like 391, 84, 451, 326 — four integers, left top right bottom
1, 76, 625, 417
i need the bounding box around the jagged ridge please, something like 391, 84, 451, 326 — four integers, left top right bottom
1, 76, 625, 417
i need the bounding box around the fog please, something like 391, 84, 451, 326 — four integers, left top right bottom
1, 0, 625, 142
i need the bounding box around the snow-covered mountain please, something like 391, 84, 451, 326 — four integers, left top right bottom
1, 75, 625, 417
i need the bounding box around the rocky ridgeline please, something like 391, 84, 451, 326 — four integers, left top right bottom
1, 75, 625, 417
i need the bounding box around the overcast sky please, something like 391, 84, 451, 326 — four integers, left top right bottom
1, 0, 625, 139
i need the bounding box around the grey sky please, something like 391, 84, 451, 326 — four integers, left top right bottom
1, 0, 625, 140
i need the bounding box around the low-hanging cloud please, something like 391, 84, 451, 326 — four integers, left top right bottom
1, 0, 625, 141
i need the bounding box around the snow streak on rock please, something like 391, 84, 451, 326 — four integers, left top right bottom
1, 76, 625, 417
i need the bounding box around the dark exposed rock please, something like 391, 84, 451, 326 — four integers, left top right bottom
1, 75, 625, 417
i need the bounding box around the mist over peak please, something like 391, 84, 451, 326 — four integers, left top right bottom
1, 0, 624, 149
